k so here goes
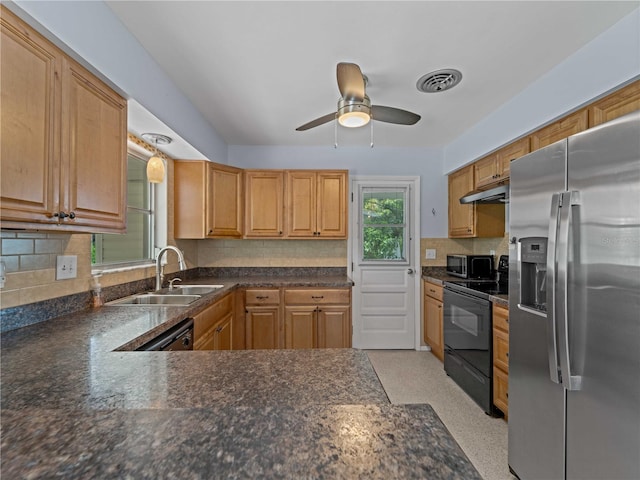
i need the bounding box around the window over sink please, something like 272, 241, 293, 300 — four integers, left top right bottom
91, 150, 156, 267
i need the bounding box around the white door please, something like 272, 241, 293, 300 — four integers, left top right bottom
349, 177, 420, 349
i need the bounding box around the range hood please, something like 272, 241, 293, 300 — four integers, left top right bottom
459, 183, 509, 204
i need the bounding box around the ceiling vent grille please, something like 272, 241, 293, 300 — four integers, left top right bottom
416, 69, 462, 93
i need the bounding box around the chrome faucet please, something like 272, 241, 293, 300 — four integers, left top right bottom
155, 246, 187, 291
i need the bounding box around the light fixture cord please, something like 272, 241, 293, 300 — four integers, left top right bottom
334, 118, 338, 149
370, 118, 374, 148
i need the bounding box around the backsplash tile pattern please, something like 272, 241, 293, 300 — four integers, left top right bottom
198, 239, 348, 267
420, 235, 509, 267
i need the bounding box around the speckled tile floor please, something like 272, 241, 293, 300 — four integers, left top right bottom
367, 350, 517, 480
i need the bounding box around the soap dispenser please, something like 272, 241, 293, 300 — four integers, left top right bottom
91, 273, 104, 308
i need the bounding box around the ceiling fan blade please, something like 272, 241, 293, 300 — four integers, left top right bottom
371, 105, 421, 125
337, 62, 365, 101
295, 112, 336, 131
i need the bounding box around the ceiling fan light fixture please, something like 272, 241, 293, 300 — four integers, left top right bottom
339, 111, 370, 128
337, 96, 371, 128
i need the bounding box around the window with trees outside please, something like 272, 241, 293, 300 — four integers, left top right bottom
360, 187, 408, 263
92, 153, 154, 266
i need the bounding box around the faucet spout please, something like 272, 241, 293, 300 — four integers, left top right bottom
155, 246, 186, 291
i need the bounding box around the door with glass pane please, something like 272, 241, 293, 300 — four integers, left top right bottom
350, 178, 420, 349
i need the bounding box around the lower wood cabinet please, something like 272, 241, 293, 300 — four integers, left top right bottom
245, 289, 281, 349
193, 292, 234, 351
283, 288, 351, 349
423, 280, 444, 362
492, 304, 510, 418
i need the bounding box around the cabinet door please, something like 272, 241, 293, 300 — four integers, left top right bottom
1, 9, 59, 225
424, 294, 443, 361
209, 165, 243, 237
284, 306, 316, 349
530, 109, 588, 152
448, 165, 475, 238
174, 161, 208, 238
493, 366, 509, 417
493, 328, 510, 372
286, 171, 316, 237
316, 171, 347, 238
213, 312, 233, 350
496, 137, 530, 180
245, 306, 280, 349
474, 155, 499, 189
317, 305, 351, 348
589, 80, 640, 127
61, 57, 127, 232
244, 171, 284, 237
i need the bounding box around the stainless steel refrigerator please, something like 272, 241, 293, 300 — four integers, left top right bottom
508, 111, 640, 479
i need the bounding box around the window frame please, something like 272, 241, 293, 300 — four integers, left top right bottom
358, 185, 410, 265
91, 145, 157, 270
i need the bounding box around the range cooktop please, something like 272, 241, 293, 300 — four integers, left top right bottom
446, 280, 508, 297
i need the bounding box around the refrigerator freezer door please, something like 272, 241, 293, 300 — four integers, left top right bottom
508, 140, 567, 480
565, 111, 640, 479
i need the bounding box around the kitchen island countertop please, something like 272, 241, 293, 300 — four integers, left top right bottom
0, 275, 480, 479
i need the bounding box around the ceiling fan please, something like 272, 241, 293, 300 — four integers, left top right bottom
295, 62, 421, 131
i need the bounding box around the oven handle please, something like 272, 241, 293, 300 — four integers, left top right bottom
444, 287, 488, 305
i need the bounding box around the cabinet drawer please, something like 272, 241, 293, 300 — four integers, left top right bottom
493, 366, 509, 417
424, 281, 443, 302
284, 288, 350, 305
493, 305, 509, 332
493, 328, 510, 372
246, 289, 281, 305
194, 293, 233, 339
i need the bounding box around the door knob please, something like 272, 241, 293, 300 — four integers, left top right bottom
407, 268, 415, 274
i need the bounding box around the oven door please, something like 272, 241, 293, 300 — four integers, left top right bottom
443, 288, 491, 376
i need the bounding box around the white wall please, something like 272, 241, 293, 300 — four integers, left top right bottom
445, 8, 640, 173
10, 0, 228, 164
229, 145, 447, 237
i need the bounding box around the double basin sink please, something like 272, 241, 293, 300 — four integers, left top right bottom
106, 285, 224, 306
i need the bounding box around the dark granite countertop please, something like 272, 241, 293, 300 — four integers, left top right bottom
0, 274, 480, 479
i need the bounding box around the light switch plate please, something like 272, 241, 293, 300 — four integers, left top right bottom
56, 255, 77, 280
425, 249, 436, 259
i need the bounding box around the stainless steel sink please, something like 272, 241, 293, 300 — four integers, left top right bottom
169, 285, 224, 295
106, 294, 201, 306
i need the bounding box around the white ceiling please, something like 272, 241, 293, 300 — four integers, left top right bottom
107, 1, 637, 149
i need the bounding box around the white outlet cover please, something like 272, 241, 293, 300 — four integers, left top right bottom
426, 249, 436, 259
56, 255, 77, 280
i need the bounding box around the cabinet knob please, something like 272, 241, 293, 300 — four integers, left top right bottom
506, 352, 509, 358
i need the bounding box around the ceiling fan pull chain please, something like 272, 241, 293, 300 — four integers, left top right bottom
370, 118, 374, 148
334, 118, 338, 149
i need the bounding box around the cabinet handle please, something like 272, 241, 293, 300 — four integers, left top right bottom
311, 295, 324, 299
438, 305, 442, 309
53, 211, 75, 219
256, 295, 269, 300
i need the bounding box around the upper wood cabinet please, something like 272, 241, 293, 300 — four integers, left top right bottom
448, 165, 505, 239
0, 7, 127, 233
530, 109, 588, 152
244, 170, 285, 238
285, 170, 348, 238
589, 80, 640, 127
474, 137, 530, 189
174, 160, 243, 239
448, 166, 475, 238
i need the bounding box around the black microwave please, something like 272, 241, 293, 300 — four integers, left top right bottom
446, 254, 494, 279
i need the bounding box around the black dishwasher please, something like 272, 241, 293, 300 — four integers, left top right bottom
136, 318, 194, 351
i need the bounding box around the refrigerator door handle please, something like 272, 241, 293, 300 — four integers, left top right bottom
556, 190, 582, 391
546, 192, 562, 384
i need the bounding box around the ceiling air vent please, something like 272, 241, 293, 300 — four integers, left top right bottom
416, 69, 462, 93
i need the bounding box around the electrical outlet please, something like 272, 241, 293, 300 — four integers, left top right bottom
56, 255, 77, 280
490, 250, 496, 257
425, 249, 436, 260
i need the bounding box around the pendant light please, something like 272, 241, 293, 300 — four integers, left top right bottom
141, 133, 172, 184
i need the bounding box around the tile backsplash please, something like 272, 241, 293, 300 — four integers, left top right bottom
420, 235, 509, 267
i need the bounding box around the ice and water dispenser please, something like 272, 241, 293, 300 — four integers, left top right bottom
519, 237, 548, 312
